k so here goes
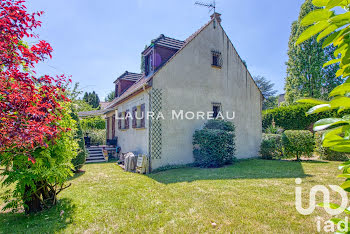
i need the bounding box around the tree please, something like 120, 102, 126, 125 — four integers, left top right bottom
83, 91, 100, 108
284, 0, 341, 104
254, 76, 277, 98
295, 0, 350, 230
0, 0, 76, 213
105, 90, 115, 102
264, 96, 279, 110
253, 76, 278, 110
0, 0, 69, 162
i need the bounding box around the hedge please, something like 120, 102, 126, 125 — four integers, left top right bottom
314, 131, 349, 161
282, 130, 314, 160
193, 120, 236, 168
260, 134, 283, 160
81, 116, 105, 130
262, 104, 349, 131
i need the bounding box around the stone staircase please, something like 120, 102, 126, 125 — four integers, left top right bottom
86, 147, 106, 163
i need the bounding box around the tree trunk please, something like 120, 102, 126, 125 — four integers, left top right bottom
24, 185, 42, 214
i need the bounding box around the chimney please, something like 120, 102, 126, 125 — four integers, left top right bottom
210, 12, 221, 24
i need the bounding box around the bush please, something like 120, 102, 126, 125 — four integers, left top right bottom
314, 131, 349, 161
84, 129, 106, 146
262, 104, 350, 131
260, 134, 283, 159
193, 120, 236, 168
204, 119, 235, 131
264, 125, 284, 134
0, 103, 78, 213
70, 108, 87, 171
282, 130, 314, 160
80, 116, 105, 130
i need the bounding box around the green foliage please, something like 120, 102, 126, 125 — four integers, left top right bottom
260, 134, 283, 159
70, 107, 87, 171
105, 90, 115, 102
84, 129, 106, 146
253, 76, 278, 98
204, 119, 235, 131
264, 96, 279, 110
264, 125, 284, 134
262, 104, 349, 130
193, 120, 236, 168
282, 130, 314, 160
83, 91, 100, 109
253, 76, 279, 110
295, 1, 350, 231
314, 131, 349, 161
0, 103, 78, 213
80, 117, 105, 131
284, 0, 341, 104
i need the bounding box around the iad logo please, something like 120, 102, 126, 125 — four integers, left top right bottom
295, 178, 348, 216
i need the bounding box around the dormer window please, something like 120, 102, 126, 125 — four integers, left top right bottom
211, 50, 222, 68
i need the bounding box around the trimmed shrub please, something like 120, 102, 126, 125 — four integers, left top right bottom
262, 104, 350, 131
193, 120, 236, 168
314, 131, 349, 161
260, 134, 283, 159
70, 109, 87, 171
204, 119, 235, 131
282, 130, 314, 160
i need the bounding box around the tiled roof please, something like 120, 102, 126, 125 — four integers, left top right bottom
99, 102, 111, 110
153, 34, 185, 50
106, 76, 150, 109
114, 71, 143, 83
142, 35, 185, 54
78, 108, 114, 117
106, 13, 263, 109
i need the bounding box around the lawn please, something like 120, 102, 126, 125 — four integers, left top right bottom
0, 159, 345, 233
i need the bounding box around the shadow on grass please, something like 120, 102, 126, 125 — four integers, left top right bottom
68, 170, 86, 181
148, 159, 312, 184
0, 198, 75, 233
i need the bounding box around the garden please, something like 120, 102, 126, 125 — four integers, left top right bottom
1, 0, 350, 233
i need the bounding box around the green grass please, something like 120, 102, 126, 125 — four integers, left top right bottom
0, 159, 345, 233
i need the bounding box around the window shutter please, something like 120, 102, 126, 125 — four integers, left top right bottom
132, 106, 137, 128
106, 117, 110, 139
141, 103, 145, 128
112, 114, 115, 138
118, 112, 122, 129
125, 109, 130, 129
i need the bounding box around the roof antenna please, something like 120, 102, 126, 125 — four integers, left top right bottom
195, 0, 216, 14
195, 0, 218, 28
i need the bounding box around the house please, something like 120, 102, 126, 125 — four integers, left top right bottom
102, 13, 263, 170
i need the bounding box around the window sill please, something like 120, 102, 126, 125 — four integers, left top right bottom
120, 128, 129, 131
211, 65, 222, 69
134, 127, 146, 130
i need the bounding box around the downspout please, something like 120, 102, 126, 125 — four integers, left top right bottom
142, 82, 152, 172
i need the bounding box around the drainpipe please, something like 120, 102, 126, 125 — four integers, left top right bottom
142, 82, 152, 173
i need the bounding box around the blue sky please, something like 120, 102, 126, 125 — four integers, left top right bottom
27, 0, 305, 100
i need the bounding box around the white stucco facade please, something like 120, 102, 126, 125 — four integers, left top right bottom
149, 20, 262, 169
106, 16, 262, 170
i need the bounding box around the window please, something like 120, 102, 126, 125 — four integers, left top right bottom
132, 104, 146, 129
212, 103, 222, 119
211, 50, 222, 68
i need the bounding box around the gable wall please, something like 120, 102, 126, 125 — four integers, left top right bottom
150, 20, 262, 169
